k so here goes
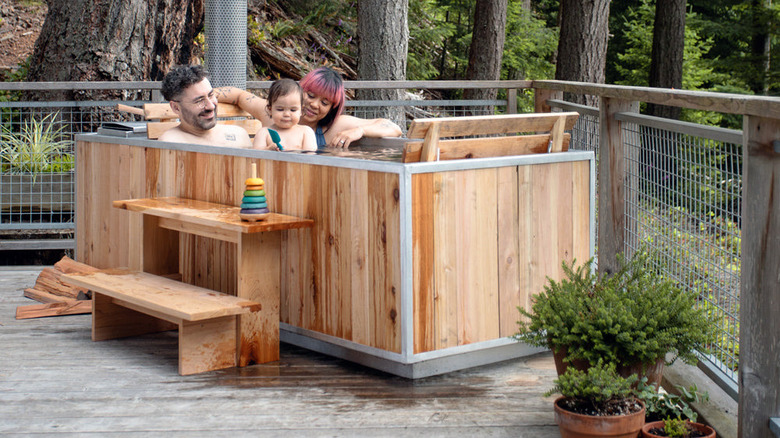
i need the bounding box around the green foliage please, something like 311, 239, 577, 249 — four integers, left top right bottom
612, 0, 757, 126
0, 112, 72, 175
663, 417, 691, 438
635, 378, 708, 422
501, 2, 557, 81
515, 249, 716, 368
545, 361, 637, 405
407, 0, 455, 80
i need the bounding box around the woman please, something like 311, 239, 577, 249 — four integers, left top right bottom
216, 67, 403, 149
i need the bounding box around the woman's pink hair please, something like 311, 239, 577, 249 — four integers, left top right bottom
299, 67, 345, 129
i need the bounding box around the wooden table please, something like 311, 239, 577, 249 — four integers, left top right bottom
113, 196, 314, 366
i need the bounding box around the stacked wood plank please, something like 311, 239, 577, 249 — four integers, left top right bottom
15, 256, 97, 319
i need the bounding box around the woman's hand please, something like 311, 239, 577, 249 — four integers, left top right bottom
329, 126, 364, 149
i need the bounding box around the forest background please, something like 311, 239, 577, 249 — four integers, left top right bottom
0, 0, 777, 130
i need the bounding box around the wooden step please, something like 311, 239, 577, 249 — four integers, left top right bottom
62, 269, 261, 323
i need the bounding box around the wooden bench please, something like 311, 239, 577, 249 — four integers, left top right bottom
117, 102, 262, 139
402, 111, 580, 162
63, 269, 262, 375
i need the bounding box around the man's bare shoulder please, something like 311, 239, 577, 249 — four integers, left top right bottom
158, 124, 251, 148
216, 124, 252, 147
157, 126, 188, 143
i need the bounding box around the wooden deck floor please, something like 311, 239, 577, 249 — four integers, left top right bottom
0, 267, 561, 437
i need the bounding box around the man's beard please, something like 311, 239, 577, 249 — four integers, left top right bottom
182, 106, 218, 131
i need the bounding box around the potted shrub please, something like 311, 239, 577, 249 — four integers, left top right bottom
0, 112, 74, 213
514, 249, 715, 387
641, 417, 716, 437
547, 361, 645, 438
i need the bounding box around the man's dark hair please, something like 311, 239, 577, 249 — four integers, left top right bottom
161, 65, 210, 101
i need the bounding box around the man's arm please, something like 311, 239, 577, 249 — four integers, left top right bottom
215, 87, 272, 126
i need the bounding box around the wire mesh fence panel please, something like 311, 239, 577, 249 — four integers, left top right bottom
0, 100, 145, 230
549, 100, 742, 395
621, 120, 742, 392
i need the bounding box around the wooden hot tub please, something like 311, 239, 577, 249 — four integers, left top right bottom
75, 132, 594, 378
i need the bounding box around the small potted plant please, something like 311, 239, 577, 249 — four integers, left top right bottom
641, 416, 716, 437
515, 248, 715, 388
547, 361, 645, 438
635, 377, 709, 422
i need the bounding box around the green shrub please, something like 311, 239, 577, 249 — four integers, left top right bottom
515, 249, 716, 368
546, 361, 637, 404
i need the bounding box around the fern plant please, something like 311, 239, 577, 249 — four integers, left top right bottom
0, 112, 72, 174
515, 249, 716, 368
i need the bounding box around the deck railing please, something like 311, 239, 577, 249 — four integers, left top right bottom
2, 79, 779, 435
548, 98, 742, 399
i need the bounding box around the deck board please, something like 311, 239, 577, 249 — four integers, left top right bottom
0, 267, 560, 437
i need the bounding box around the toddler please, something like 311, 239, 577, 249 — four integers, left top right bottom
253, 79, 317, 151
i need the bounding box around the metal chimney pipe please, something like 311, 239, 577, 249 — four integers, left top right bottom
204, 0, 247, 89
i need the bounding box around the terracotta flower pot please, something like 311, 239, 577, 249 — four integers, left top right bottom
552, 347, 665, 389
641, 420, 716, 438
554, 396, 646, 438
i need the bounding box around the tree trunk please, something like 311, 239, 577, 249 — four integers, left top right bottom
644, 0, 686, 198
750, 0, 772, 94
646, 0, 686, 120
357, 0, 408, 127
554, 0, 610, 107
463, 0, 508, 116
27, 0, 204, 100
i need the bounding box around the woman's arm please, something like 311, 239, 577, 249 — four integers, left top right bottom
326, 115, 403, 148
301, 126, 317, 151
215, 87, 272, 126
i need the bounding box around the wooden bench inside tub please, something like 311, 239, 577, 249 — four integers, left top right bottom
117, 102, 262, 139
402, 111, 580, 162
62, 269, 262, 375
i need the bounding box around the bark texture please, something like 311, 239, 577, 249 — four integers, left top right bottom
647, 0, 686, 120
356, 0, 408, 125
554, 0, 610, 106
27, 0, 204, 100
463, 0, 508, 115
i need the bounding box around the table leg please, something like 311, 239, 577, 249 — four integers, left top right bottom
237, 231, 282, 365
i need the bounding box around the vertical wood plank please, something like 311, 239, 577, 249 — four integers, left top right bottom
420, 122, 440, 162
534, 88, 563, 113
433, 171, 458, 349
497, 166, 521, 337
556, 162, 575, 272
333, 166, 353, 338
515, 165, 534, 327
237, 230, 281, 365
456, 169, 499, 344
571, 160, 592, 263
350, 169, 370, 346
179, 316, 237, 375
75, 141, 90, 263
412, 173, 435, 353
598, 97, 639, 275
533, 163, 560, 284
368, 171, 401, 353
738, 115, 780, 438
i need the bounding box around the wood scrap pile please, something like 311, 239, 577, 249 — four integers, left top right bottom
15, 256, 97, 320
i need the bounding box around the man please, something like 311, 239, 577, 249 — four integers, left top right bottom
158, 65, 251, 147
